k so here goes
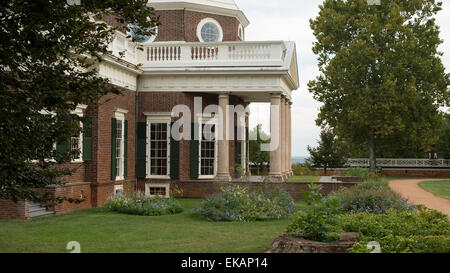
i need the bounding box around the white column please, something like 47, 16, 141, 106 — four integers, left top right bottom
217, 93, 231, 181
284, 98, 290, 178
268, 93, 283, 182
281, 97, 287, 178
288, 101, 293, 176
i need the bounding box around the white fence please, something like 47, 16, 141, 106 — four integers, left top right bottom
347, 158, 450, 168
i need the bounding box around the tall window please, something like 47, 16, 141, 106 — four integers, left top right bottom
71, 133, 82, 161
200, 123, 216, 177
147, 116, 171, 178
115, 119, 124, 180
70, 106, 86, 162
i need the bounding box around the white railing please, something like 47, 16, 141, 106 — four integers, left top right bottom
138, 41, 287, 68
347, 158, 450, 168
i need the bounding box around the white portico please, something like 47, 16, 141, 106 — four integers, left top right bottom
101, 0, 299, 182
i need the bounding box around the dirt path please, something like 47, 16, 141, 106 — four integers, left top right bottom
388, 179, 450, 217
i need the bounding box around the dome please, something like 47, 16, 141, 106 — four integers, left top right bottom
149, 0, 249, 27
150, 0, 240, 10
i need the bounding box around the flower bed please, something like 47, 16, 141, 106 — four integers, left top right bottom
194, 186, 297, 222
105, 193, 183, 216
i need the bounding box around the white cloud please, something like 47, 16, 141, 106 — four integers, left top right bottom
242, 0, 450, 156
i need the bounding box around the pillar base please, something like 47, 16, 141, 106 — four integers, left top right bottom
264, 174, 285, 183
216, 174, 232, 182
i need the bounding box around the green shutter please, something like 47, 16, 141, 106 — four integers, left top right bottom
170, 122, 180, 179
111, 118, 117, 180
124, 120, 128, 179
190, 122, 199, 179
136, 122, 147, 179
82, 117, 93, 161
56, 140, 70, 161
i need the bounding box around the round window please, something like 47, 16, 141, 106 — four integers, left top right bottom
197, 18, 223, 43
130, 25, 157, 44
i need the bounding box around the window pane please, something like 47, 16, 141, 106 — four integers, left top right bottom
201, 22, 220, 42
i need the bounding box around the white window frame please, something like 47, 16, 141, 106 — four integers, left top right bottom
238, 24, 244, 41
145, 183, 170, 198
198, 116, 218, 179
197, 18, 223, 43
70, 105, 87, 163
146, 114, 171, 179
114, 111, 126, 181
114, 185, 124, 198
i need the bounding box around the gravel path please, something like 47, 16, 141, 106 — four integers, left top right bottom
388, 179, 450, 217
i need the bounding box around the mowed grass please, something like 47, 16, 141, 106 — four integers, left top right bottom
0, 199, 308, 253
286, 176, 320, 183
418, 180, 450, 201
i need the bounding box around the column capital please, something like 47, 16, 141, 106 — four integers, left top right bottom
270, 92, 282, 99
219, 92, 230, 98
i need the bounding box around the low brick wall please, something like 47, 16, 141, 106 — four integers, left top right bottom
381, 169, 450, 178
174, 181, 358, 200
332, 176, 362, 183
313, 168, 450, 178
0, 199, 28, 220
50, 182, 92, 215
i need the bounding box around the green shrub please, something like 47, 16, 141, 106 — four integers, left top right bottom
342, 168, 371, 180
105, 193, 183, 216
339, 206, 450, 253
330, 181, 415, 214
286, 182, 342, 242
292, 163, 314, 176
194, 186, 297, 222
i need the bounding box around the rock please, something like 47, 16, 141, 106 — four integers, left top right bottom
265, 233, 359, 253
339, 232, 359, 242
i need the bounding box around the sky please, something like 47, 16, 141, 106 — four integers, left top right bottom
237, 0, 450, 157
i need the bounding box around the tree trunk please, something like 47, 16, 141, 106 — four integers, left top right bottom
369, 127, 377, 171
324, 167, 327, 176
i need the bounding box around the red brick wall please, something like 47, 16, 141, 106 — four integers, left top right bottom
173, 182, 358, 200
49, 183, 92, 214
138, 92, 246, 181
89, 87, 136, 207
0, 199, 28, 220
155, 10, 241, 42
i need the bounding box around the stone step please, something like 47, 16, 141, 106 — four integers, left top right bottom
28, 202, 55, 218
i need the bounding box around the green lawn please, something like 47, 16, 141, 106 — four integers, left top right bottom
286, 176, 320, 183
418, 180, 450, 201
0, 199, 308, 253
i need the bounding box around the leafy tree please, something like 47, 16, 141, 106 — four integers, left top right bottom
309, 0, 449, 170
307, 129, 347, 175
437, 113, 450, 159
249, 124, 270, 175
0, 0, 159, 203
